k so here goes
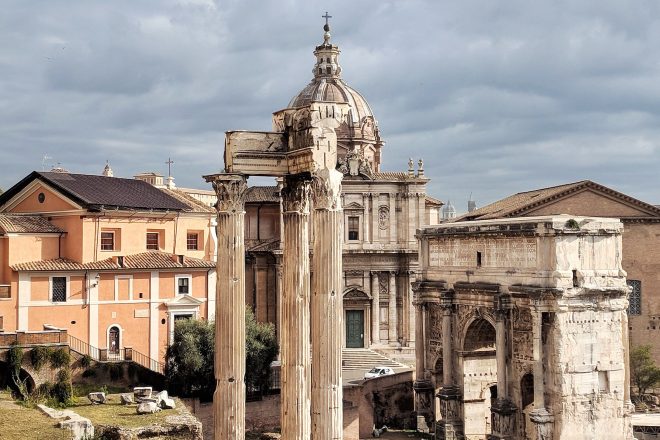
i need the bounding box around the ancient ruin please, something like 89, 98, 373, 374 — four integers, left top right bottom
414, 215, 634, 439
205, 21, 347, 440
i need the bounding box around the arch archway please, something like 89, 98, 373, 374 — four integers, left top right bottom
462, 317, 497, 438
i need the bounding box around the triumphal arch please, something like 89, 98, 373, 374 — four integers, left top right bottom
413, 215, 634, 439
204, 22, 347, 440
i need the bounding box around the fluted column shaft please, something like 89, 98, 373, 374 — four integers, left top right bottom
442, 306, 452, 385
209, 174, 248, 440
311, 169, 343, 440
408, 272, 416, 345
415, 303, 425, 379
371, 272, 380, 345
281, 176, 312, 440
389, 271, 398, 345
496, 311, 508, 399
532, 308, 544, 408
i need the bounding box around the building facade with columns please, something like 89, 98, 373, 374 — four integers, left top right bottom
414, 215, 633, 439
212, 26, 443, 357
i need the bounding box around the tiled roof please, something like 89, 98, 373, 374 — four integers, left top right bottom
0, 172, 191, 212
160, 189, 215, 213
11, 251, 215, 272
0, 214, 63, 234
425, 195, 444, 206
455, 180, 660, 222
245, 186, 279, 203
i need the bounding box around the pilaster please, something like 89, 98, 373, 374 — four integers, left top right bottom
388, 271, 398, 345
371, 271, 380, 345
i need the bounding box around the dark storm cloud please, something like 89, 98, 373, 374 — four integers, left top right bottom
0, 0, 658, 209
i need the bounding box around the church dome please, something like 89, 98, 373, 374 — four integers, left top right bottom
288, 79, 375, 125
284, 21, 384, 174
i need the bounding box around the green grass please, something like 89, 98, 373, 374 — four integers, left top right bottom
72, 383, 128, 397
71, 393, 180, 429
0, 391, 70, 440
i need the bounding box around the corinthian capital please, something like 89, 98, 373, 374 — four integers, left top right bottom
205, 173, 248, 213
282, 175, 311, 214
311, 168, 343, 211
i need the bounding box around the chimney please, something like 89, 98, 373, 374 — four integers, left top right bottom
112, 256, 125, 268
172, 254, 185, 265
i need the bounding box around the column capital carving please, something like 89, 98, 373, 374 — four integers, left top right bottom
205, 173, 248, 213
310, 168, 342, 211
282, 175, 311, 214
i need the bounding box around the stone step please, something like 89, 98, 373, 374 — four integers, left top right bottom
341, 348, 408, 371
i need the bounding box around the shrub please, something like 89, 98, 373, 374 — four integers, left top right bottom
36, 381, 53, 398
52, 369, 73, 405
7, 342, 23, 374
565, 219, 579, 229
127, 362, 139, 381
80, 354, 93, 369
31, 346, 52, 371
50, 348, 71, 368
81, 369, 96, 378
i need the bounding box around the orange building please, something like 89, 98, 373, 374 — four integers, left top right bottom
0, 170, 216, 368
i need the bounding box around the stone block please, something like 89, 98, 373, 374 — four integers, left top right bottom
154, 390, 168, 406
87, 392, 106, 404
133, 386, 152, 401
137, 401, 161, 414
161, 397, 176, 409
120, 393, 134, 405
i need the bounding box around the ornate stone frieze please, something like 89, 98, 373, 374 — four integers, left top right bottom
282, 176, 311, 214
379, 273, 389, 295
209, 174, 248, 213
310, 168, 342, 210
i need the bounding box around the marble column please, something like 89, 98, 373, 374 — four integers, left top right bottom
490, 300, 516, 440
280, 175, 312, 440
529, 306, 553, 439
388, 271, 398, 345
437, 290, 463, 440
209, 173, 248, 440
275, 259, 283, 347
310, 169, 343, 440
371, 271, 380, 345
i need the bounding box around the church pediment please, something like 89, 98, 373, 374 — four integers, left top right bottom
166, 295, 204, 310
343, 287, 371, 301
344, 202, 364, 210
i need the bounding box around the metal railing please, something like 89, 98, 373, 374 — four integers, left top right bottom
68, 334, 163, 375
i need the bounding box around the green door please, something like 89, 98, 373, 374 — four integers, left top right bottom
346, 310, 364, 348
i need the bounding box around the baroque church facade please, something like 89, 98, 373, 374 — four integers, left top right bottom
231, 28, 443, 357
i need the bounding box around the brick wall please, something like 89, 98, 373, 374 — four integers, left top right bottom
0, 329, 68, 347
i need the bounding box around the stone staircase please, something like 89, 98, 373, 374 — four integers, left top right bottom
341, 348, 409, 371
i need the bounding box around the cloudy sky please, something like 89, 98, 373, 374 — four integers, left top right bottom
1, 0, 659, 209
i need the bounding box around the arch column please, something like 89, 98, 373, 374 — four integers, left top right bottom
528, 304, 553, 440
437, 290, 463, 440
489, 294, 516, 440
208, 173, 248, 440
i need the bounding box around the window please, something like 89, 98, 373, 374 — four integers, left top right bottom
100, 232, 114, 251
477, 252, 482, 267
177, 276, 191, 295
187, 232, 199, 251
628, 280, 641, 315
146, 232, 160, 250
51, 277, 67, 302
0, 285, 10, 299
348, 216, 359, 241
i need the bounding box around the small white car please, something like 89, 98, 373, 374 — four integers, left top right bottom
364, 366, 395, 379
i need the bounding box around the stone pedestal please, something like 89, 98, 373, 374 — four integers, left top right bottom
488, 398, 517, 440
208, 174, 248, 440
529, 408, 554, 440
310, 169, 343, 440
280, 176, 312, 440
413, 379, 434, 433
436, 385, 463, 440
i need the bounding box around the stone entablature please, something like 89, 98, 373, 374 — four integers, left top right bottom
414, 215, 633, 440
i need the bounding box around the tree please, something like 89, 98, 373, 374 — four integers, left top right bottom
165, 318, 215, 400
245, 306, 279, 396
631, 345, 660, 398
165, 309, 279, 401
